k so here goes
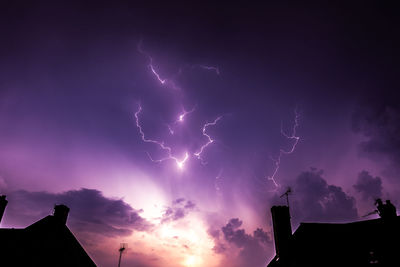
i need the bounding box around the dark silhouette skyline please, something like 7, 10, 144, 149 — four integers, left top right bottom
0, 196, 96, 266
268, 202, 399, 267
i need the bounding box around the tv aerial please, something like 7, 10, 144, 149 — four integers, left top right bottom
118, 243, 128, 267
280, 187, 292, 209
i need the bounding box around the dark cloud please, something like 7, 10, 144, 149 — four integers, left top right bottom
221, 218, 248, 248
288, 169, 358, 223
173, 198, 185, 204
352, 98, 400, 177
253, 228, 270, 244
3, 188, 151, 236
221, 218, 271, 247
211, 218, 271, 267
353, 170, 383, 201
161, 198, 196, 223
184, 200, 195, 209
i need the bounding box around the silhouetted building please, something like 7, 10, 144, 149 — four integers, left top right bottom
268, 205, 400, 267
0, 196, 96, 267
0, 195, 7, 224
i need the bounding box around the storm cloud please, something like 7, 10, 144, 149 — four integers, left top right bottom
161, 198, 196, 223
353, 170, 383, 201
352, 96, 400, 177
2, 188, 151, 236
288, 169, 358, 223
211, 218, 271, 267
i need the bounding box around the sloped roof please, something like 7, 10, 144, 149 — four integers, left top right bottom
293, 217, 399, 266
0, 215, 96, 267
269, 216, 400, 267
293, 216, 399, 245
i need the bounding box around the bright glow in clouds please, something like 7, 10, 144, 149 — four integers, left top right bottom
177, 152, 189, 170
100, 171, 220, 267
124, 209, 221, 267
158, 214, 219, 267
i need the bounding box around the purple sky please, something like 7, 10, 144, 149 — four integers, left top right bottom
1, 2, 400, 266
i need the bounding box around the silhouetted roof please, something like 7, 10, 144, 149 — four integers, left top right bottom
269, 216, 400, 267
0, 215, 96, 267
293, 216, 400, 244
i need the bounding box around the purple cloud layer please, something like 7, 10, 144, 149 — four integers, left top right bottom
2, 188, 151, 235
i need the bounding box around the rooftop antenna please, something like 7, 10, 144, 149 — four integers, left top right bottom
361, 210, 378, 218
280, 187, 292, 209
118, 243, 127, 267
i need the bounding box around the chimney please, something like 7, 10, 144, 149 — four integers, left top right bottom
53, 204, 70, 225
271, 205, 292, 262
0, 195, 8, 224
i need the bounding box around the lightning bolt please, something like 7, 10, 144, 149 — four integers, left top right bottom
138, 41, 220, 90
178, 107, 195, 122
146, 151, 189, 170
134, 104, 189, 170
194, 116, 222, 164
137, 40, 180, 90
176, 106, 196, 124
197, 65, 220, 75
135, 41, 223, 168
149, 64, 167, 84
167, 106, 197, 135
267, 108, 300, 187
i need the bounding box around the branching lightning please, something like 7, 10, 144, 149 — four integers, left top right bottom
194, 116, 222, 164
135, 104, 189, 169
167, 106, 197, 135
135, 41, 223, 169
138, 41, 220, 90
146, 151, 189, 170
178, 107, 196, 122
267, 108, 300, 187
135, 104, 221, 169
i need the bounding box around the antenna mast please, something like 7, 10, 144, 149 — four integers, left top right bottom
280, 187, 292, 209
118, 243, 127, 267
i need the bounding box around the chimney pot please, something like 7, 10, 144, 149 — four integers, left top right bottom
53, 204, 70, 225
0, 195, 8, 224
271, 205, 292, 261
